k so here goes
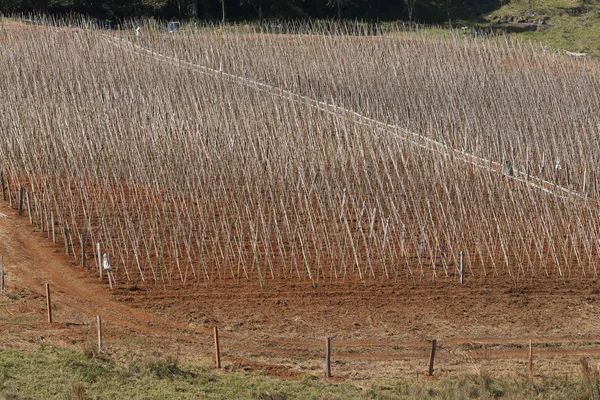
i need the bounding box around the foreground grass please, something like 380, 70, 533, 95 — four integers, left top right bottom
0, 346, 598, 399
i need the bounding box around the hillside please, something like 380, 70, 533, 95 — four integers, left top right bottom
482, 0, 600, 57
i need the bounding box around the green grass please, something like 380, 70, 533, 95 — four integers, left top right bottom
0, 345, 598, 399
485, 0, 600, 57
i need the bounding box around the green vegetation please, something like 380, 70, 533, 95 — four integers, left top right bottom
484, 0, 600, 57
0, 346, 598, 399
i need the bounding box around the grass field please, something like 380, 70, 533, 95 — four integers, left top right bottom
484, 0, 600, 57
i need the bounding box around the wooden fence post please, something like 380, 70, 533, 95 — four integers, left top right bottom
64, 228, 70, 256
45, 283, 53, 324
18, 187, 24, 216
51, 212, 56, 243
97, 315, 103, 353
107, 270, 114, 290
459, 251, 465, 284
81, 235, 86, 267
528, 339, 533, 379
39, 204, 44, 232
96, 243, 102, 278
26, 192, 32, 224
325, 337, 332, 378
1, 256, 4, 296
1, 172, 5, 201
7, 179, 12, 208
214, 327, 221, 369
428, 340, 437, 376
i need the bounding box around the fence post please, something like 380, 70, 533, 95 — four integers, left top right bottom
214, 327, 221, 369
96, 243, 102, 278
428, 339, 437, 376
459, 251, 465, 284
107, 269, 114, 290
45, 283, 53, 324
1, 172, 5, 201
1, 256, 4, 296
39, 204, 44, 232
97, 315, 103, 353
18, 187, 24, 216
528, 339, 533, 379
26, 192, 32, 224
81, 235, 86, 267
7, 179, 12, 208
325, 337, 332, 378
51, 212, 56, 243
64, 228, 69, 256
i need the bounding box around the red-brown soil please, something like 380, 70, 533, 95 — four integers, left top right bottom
2, 199, 600, 381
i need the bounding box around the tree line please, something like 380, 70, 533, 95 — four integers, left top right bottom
0, 0, 502, 24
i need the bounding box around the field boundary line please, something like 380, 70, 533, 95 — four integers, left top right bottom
103, 34, 591, 204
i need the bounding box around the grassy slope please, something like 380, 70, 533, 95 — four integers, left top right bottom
1, 346, 597, 399
0, 294, 594, 400
484, 0, 600, 57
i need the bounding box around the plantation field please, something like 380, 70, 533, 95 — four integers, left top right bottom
3, 201, 600, 395
3, 21, 600, 286
3, 19, 600, 394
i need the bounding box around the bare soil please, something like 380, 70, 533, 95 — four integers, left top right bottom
2, 200, 600, 381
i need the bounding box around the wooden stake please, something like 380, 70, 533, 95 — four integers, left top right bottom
96, 243, 102, 278
528, 339, 533, 379
1, 172, 5, 201
107, 270, 114, 290
7, 179, 11, 208
428, 340, 437, 376
64, 228, 70, 256
51, 212, 56, 243
81, 235, 86, 267
25, 192, 32, 224
325, 337, 332, 378
18, 187, 24, 216
97, 315, 103, 353
45, 283, 53, 324
214, 326, 221, 369
460, 251, 465, 284
39, 204, 44, 231
1, 256, 4, 296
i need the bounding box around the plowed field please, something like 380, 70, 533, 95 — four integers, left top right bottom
2, 200, 600, 381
